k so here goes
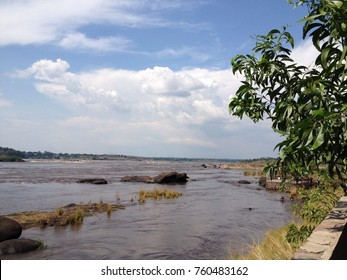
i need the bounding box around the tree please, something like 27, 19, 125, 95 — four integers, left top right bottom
229, 0, 347, 185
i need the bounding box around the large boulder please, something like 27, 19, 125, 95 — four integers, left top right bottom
0, 239, 41, 255
76, 178, 108, 184
0, 217, 22, 242
121, 176, 154, 183
153, 172, 188, 184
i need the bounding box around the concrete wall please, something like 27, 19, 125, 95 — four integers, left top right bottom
292, 196, 347, 260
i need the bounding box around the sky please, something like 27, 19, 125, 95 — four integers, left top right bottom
0, 0, 318, 159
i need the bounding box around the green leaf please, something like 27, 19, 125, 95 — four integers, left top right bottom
321, 47, 330, 68
306, 130, 314, 146
279, 148, 286, 160
331, 1, 343, 8
312, 109, 325, 116
311, 124, 327, 150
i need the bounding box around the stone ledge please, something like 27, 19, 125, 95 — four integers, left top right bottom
292, 196, 347, 260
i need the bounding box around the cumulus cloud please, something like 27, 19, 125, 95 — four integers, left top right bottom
17, 59, 240, 122
140, 67, 204, 97
17, 59, 70, 81
16, 59, 128, 112
13, 59, 255, 154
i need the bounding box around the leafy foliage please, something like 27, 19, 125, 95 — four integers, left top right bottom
229, 0, 347, 181
286, 223, 314, 245
286, 185, 341, 245
297, 185, 339, 223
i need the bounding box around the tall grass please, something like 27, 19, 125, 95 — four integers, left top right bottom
60, 207, 84, 226
228, 225, 296, 260
106, 204, 113, 216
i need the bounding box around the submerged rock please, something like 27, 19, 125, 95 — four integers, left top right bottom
238, 180, 251, 184
0, 239, 41, 255
76, 178, 108, 184
0, 217, 22, 242
120, 176, 154, 183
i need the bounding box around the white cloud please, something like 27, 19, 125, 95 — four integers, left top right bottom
59, 32, 132, 52
17, 59, 70, 81
0, 0, 103, 45
291, 39, 319, 67
0, 0, 206, 49
17, 59, 240, 121
16, 59, 129, 112
154, 47, 211, 62
140, 67, 204, 97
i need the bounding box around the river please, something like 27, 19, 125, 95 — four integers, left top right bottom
0, 159, 293, 259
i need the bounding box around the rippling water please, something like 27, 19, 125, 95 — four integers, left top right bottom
0, 159, 293, 259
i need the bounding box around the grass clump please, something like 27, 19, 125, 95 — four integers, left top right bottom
106, 204, 113, 216
59, 207, 84, 226
138, 187, 182, 202
55, 208, 64, 216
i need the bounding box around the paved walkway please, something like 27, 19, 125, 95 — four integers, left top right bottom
292, 196, 347, 260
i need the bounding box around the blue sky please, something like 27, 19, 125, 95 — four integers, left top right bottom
0, 0, 318, 159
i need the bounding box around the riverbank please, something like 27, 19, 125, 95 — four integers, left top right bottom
228, 183, 346, 260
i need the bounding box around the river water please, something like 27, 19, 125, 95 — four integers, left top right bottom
0, 159, 293, 259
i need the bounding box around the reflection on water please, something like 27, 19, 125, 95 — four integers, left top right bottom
0, 160, 293, 259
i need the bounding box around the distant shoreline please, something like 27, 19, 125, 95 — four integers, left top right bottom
0, 146, 274, 164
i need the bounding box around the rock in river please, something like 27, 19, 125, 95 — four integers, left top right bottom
0, 217, 22, 242
238, 180, 251, 184
0, 239, 41, 255
121, 172, 189, 184
153, 172, 188, 184
120, 176, 154, 183
76, 178, 108, 184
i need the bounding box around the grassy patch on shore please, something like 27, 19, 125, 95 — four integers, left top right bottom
228, 225, 296, 260
3, 202, 125, 229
